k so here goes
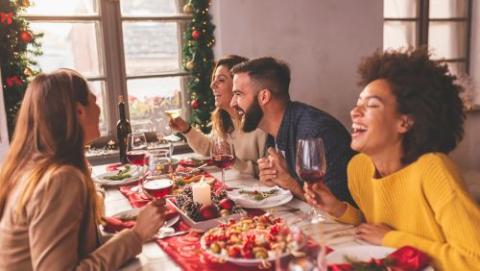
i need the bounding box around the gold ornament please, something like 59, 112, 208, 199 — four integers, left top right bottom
182, 3, 193, 13
186, 60, 195, 71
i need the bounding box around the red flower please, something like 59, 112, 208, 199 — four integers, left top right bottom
386, 246, 431, 271
0, 12, 13, 25
6, 76, 23, 87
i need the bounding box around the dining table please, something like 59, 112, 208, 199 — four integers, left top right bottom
92, 153, 370, 271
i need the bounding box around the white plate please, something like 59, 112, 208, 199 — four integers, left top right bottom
326, 245, 434, 271
227, 186, 293, 209
111, 208, 180, 229
200, 231, 301, 267
94, 165, 141, 186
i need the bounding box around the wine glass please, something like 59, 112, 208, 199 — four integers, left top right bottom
127, 132, 148, 166
296, 137, 327, 223
211, 135, 235, 183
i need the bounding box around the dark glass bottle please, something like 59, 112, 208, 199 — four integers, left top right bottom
116, 95, 131, 164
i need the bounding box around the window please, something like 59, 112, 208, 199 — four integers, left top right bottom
24, 0, 191, 136
384, 0, 472, 76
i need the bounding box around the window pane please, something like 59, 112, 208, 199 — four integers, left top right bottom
88, 81, 108, 135
383, 21, 417, 50
429, 22, 467, 59
384, 0, 417, 18
121, 0, 179, 16
123, 22, 180, 75
28, 22, 103, 77
429, 0, 468, 18
26, 0, 98, 15
127, 77, 183, 132
446, 62, 466, 76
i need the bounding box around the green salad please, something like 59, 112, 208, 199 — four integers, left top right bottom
104, 165, 133, 181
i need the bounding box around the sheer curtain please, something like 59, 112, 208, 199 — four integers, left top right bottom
0, 66, 10, 161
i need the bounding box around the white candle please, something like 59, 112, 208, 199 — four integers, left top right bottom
192, 180, 211, 206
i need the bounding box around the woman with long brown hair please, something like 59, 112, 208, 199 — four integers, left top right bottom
0, 69, 166, 270
170, 55, 267, 176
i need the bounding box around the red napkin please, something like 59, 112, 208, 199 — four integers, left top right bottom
327, 246, 430, 271
103, 206, 178, 233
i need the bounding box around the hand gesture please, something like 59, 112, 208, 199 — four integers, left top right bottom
304, 182, 346, 217
133, 198, 166, 242
168, 117, 190, 133
356, 223, 393, 245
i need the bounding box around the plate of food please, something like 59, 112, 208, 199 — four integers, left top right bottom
200, 214, 305, 267
168, 186, 246, 231
94, 164, 141, 186
102, 207, 180, 234
326, 245, 434, 271
226, 186, 293, 209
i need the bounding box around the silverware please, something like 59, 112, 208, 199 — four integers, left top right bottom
155, 230, 188, 239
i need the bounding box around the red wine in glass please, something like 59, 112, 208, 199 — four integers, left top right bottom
299, 169, 326, 184
142, 178, 173, 199
127, 150, 146, 166
212, 154, 235, 169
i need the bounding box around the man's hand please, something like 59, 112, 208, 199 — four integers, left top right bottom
258, 147, 304, 199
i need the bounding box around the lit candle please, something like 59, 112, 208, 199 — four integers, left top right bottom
192, 179, 211, 206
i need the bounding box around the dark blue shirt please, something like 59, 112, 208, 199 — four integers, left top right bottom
267, 101, 355, 205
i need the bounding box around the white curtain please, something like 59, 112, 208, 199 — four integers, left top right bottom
0, 67, 10, 161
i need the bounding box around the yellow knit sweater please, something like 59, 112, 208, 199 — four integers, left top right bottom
337, 153, 480, 270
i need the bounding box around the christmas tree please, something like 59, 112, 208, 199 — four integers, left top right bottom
182, 0, 215, 134
0, 0, 42, 139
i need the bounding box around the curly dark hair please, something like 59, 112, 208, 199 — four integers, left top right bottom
357, 47, 465, 164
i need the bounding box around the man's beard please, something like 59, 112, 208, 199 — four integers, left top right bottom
241, 99, 263, 132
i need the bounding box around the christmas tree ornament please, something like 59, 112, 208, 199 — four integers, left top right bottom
186, 60, 195, 71
192, 30, 201, 40
191, 99, 200, 109
182, 2, 193, 13
19, 30, 33, 43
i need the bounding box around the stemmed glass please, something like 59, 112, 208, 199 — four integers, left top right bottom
296, 137, 327, 223
211, 135, 235, 183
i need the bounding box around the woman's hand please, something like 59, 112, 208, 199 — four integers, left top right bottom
133, 199, 166, 243
168, 117, 190, 133
356, 223, 393, 245
303, 182, 346, 217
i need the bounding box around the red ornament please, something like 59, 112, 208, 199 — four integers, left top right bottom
191, 99, 200, 109
19, 31, 33, 43
6, 76, 23, 87
192, 30, 201, 40
0, 12, 13, 25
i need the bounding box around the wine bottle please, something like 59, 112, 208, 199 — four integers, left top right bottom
117, 95, 131, 164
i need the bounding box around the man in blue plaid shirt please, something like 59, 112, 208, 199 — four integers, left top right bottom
230, 57, 355, 205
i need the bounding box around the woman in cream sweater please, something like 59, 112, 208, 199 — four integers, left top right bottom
304, 48, 480, 270
0, 69, 166, 270
170, 55, 267, 177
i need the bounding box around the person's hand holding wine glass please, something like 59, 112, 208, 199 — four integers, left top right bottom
298, 137, 347, 220
211, 135, 235, 183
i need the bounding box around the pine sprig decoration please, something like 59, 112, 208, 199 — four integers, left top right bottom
0, 0, 42, 139
182, 0, 215, 133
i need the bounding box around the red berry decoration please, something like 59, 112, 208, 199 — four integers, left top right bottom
192, 30, 201, 40
218, 198, 234, 210
191, 99, 199, 109
19, 31, 33, 43
199, 205, 218, 220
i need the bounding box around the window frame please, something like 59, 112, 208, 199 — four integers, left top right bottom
384, 0, 472, 73
23, 0, 192, 138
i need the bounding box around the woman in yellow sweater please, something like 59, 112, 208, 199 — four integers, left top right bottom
169, 55, 267, 176
304, 48, 480, 270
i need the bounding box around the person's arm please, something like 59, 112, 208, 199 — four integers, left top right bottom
183, 127, 212, 156
383, 156, 480, 270
27, 167, 142, 270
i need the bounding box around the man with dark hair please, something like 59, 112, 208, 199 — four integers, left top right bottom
230, 57, 355, 204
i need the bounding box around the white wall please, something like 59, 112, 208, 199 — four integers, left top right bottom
211, 0, 479, 173
211, 0, 383, 125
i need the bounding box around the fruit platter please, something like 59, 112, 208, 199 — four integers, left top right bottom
168, 186, 246, 231
200, 214, 305, 267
